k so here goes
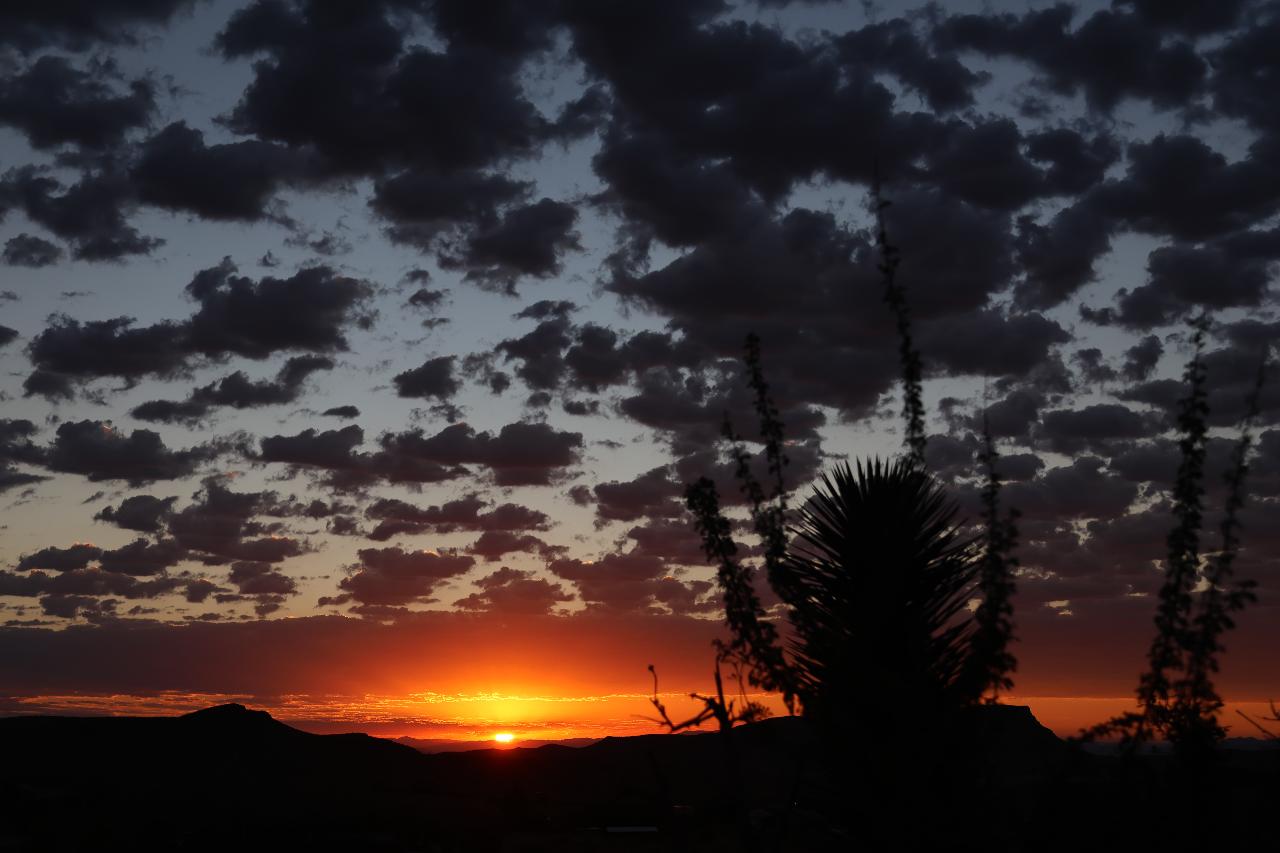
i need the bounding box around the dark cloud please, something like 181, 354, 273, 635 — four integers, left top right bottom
1003, 457, 1139, 522
1116, 0, 1250, 35
1108, 230, 1280, 329
549, 551, 714, 615
210, 0, 582, 284
0, 166, 160, 261
592, 465, 683, 524
227, 560, 297, 597
1208, 7, 1280, 133
406, 287, 446, 311
131, 355, 334, 424
834, 17, 989, 113
365, 495, 549, 541
465, 530, 563, 562
371, 169, 530, 253
916, 309, 1070, 378
24, 260, 369, 398
165, 477, 306, 565
0, 418, 48, 493
96, 537, 188, 576
494, 314, 573, 392
94, 494, 178, 533
566, 1, 942, 198
0, 1, 195, 52
321, 405, 360, 418
1073, 347, 1117, 384
1122, 335, 1163, 381
1025, 128, 1120, 197
1037, 403, 1156, 454
44, 420, 229, 485
619, 364, 826, 457
924, 118, 1046, 211
132, 121, 317, 221
392, 355, 459, 400
25, 315, 187, 398
442, 198, 581, 294
0, 326, 17, 349
3, 233, 63, 267
0, 55, 154, 150
1122, 345, 1280, 427
1013, 204, 1113, 309
328, 547, 476, 608
622, 518, 708, 566
218, 5, 555, 171
183, 259, 372, 359
1090, 135, 1280, 244
454, 567, 573, 615
259, 424, 370, 476
16, 543, 103, 573
258, 425, 464, 491
935, 5, 1207, 112
378, 421, 584, 487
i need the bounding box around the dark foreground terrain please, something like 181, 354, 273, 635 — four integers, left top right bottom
0, 703, 1274, 852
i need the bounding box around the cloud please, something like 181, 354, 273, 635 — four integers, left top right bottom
935, 5, 1207, 112
441, 198, 581, 294
0, 418, 48, 493
23, 260, 369, 398
2, 233, 63, 267
16, 543, 103, 572
132, 121, 318, 221
328, 547, 476, 608
392, 355, 459, 400
165, 477, 307, 565
592, 466, 683, 524
454, 567, 574, 615
0, 55, 154, 150
44, 420, 230, 485
0, 166, 160, 261
548, 551, 715, 615
465, 530, 563, 562
1037, 403, 1158, 454
1208, 7, 1280, 132
0, 1, 194, 52
131, 355, 334, 424
94, 494, 178, 533
378, 421, 584, 487
1122, 335, 1164, 381
365, 495, 550, 541
834, 17, 988, 112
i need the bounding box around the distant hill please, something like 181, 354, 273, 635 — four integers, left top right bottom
0, 702, 1272, 852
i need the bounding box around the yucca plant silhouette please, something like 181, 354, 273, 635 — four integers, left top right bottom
775, 458, 978, 725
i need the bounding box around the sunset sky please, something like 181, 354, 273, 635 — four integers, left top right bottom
1, 0, 1278, 741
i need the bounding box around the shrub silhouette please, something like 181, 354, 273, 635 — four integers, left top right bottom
774, 458, 978, 725
960, 418, 1021, 704
1085, 317, 1265, 764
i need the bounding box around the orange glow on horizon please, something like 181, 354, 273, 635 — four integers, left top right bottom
5, 690, 1277, 743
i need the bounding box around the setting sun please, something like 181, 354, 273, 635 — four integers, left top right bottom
493, 733, 515, 744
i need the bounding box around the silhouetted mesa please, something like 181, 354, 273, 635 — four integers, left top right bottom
0, 703, 1271, 852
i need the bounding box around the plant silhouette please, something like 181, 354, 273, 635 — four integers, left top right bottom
670, 185, 1030, 845
1084, 317, 1266, 763
773, 459, 978, 724
960, 417, 1020, 703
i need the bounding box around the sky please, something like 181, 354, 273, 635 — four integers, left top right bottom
0, 0, 1278, 740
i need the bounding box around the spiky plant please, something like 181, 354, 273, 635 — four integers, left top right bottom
774, 458, 979, 723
